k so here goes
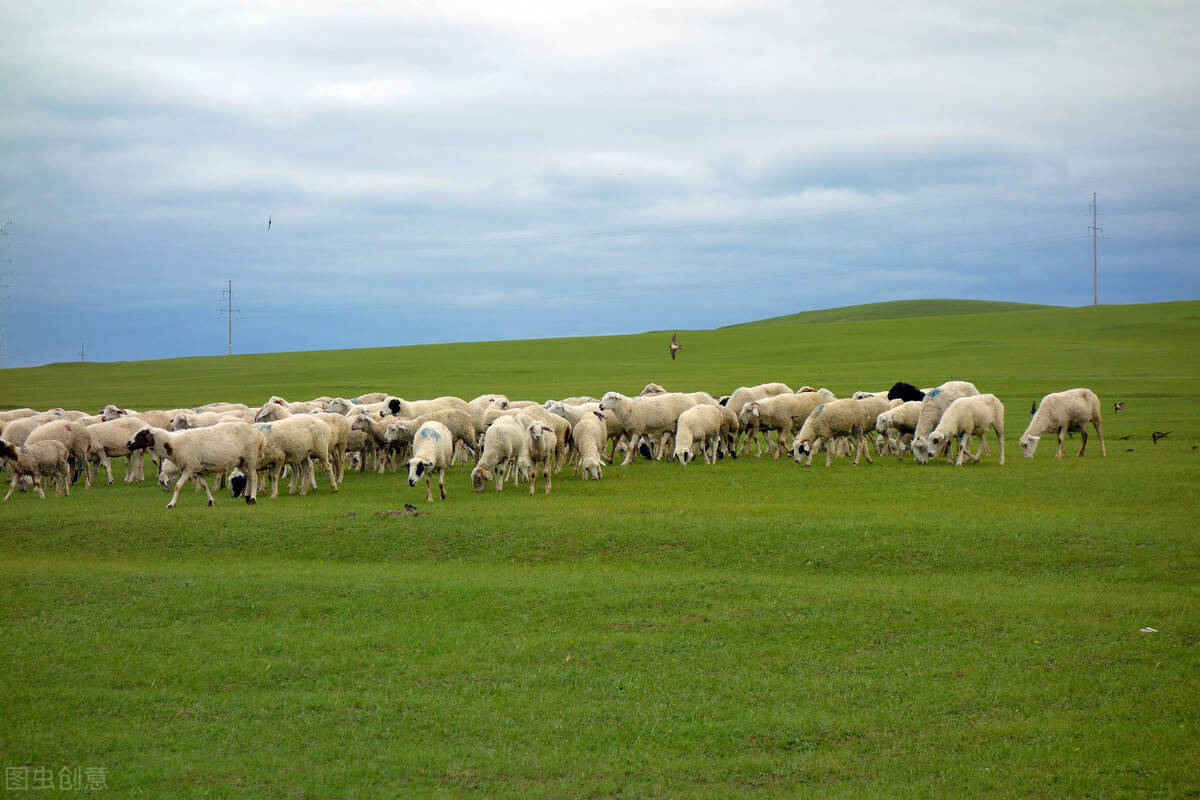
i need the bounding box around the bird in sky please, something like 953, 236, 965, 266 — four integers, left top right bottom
267, 215, 272, 231
669, 333, 681, 360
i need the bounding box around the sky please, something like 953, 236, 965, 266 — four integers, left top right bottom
1, 0, 1197, 367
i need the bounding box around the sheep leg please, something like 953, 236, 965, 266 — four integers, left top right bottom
196, 476, 217, 506
620, 432, 640, 465
996, 425, 1005, 465
319, 454, 338, 492
34, 476, 46, 499
1055, 429, 1066, 458
858, 434, 874, 465
438, 467, 446, 500
269, 466, 282, 498
167, 469, 196, 508
424, 471, 434, 503
1078, 430, 1088, 457
4, 472, 17, 501
1094, 421, 1106, 456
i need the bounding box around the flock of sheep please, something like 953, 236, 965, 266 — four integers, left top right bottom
0, 382, 1106, 507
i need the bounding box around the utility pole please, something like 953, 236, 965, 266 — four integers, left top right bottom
221, 280, 240, 355
1089, 193, 1101, 305
79, 342, 86, 362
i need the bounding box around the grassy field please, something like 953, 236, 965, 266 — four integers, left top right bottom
2, 299, 1198, 798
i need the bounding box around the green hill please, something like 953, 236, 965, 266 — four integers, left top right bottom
727, 298, 1055, 327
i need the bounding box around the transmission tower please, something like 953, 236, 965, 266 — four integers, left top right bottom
220, 280, 241, 355
1089, 193, 1101, 305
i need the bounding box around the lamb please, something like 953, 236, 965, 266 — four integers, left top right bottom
471, 415, 532, 492
569, 411, 607, 480
927, 394, 1006, 466
874, 400, 923, 458
599, 391, 700, 465
84, 416, 153, 483
380, 395, 470, 420
792, 396, 900, 466
910, 381, 983, 465
523, 417, 557, 494
2, 440, 71, 500
127, 422, 264, 508
254, 416, 338, 498
406, 421, 454, 501
673, 404, 728, 465
737, 390, 834, 459
24, 419, 97, 488
1020, 388, 1106, 459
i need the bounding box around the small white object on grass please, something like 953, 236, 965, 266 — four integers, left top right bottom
1139, 627, 1159, 633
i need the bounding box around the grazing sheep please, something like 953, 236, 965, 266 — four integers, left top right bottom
722, 383, 795, 454
792, 396, 900, 466
545, 400, 623, 462
471, 415, 532, 492
350, 412, 400, 473
387, 409, 477, 465
24, 419, 96, 488
737, 390, 834, 459
927, 394, 1006, 466
2, 440, 71, 500
874, 400, 924, 458
406, 421, 454, 501
127, 422, 264, 508
1020, 388, 1106, 459
310, 411, 352, 484
910, 381, 983, 465
673, 404, 728, 465
570, 411, 607, 480
482, 403, 571, 472
523, 416, 557, 494
599, 391, 700, 465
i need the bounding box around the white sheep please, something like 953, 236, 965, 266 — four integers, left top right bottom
85, 416, 153, 483
482, 402, 571, 472
310, 411, 352, 485
874, 400, 923, 459
406, 421, 454, 501
387, 409, 477, 466
171, 410, 250, 430
569, 411, 607, 480
673, 404, 728, 465
738, 390, 835, 459
927, 394, 1006, 466
0, 413, 67, 447
24, 419, 96, 489
254, 416, 338, 498
545, 400, 623, 463
471, 415, 532, 492
128, 422, 265, 508
599, 391, 700, 465
0, 408, 38, 426
2, 440, 71, 500
910, 381, 983, 465
723, 383, 796, 455
1020, 388, 1106, 459
522, 416, 557, 494
792, 396, 900, 466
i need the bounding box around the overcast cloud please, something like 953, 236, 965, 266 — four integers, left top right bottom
1, 0, 1197, 367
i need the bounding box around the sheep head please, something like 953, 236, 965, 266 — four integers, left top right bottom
128, 428, 155, 453
471, 466, 490, 492
1019, 434, 1041, 459
406, 458, 431, 486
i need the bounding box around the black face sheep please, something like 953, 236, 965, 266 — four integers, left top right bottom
1, 440, 71, 500
1020, 388, 1106, 459
887, 382, 927, 403
406, 421, 454, 501
128, 422, 264, 508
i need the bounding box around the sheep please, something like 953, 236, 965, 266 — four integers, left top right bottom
0, 408, 38, 425
639, 382, 667, 396
380, 395, 470, 420
927, 394, 1006, 466
545, 400, 623, 462
874, 400, 924, 458
354, 392, 389, 404
0, 413, 67, 447
24, 419, 96, 489
195, 401, 251, 415
350, 413, 406, 473
482, 403, 571, 472
127, 422, 264, 508
254, 416, 338, 498
2, 440, 71, 500
722, 383, 795, 454
570, 411, 607, 480
171, 410, 250, 430
85, 416, 153, 483
406, 421, 454, 501
523, 416, 557, 494
381, 420, 416, 467
599, 391, 699, 465
471, 415, 532, 492
887, 382, 927, 402
1020, 388, 1106, 459
910, 381, 983, 465
673, 404, 728, 465
737, 390, 835, 459
792, 396, 900, 466
385, 408, 477, 465
310, 411, 352, 484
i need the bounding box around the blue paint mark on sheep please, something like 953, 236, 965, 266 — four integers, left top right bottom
927, 388, 942, 398
419, 428, 442, 441
258, 423, 272, 433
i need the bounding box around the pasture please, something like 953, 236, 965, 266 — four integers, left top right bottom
2, 299, 1198, 798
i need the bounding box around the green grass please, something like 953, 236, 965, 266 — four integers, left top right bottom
2, 299, 1199, 797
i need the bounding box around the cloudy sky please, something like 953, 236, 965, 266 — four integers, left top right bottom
1, 1, 1197, 367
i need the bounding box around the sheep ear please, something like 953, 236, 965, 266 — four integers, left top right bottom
164, 442, 173, 457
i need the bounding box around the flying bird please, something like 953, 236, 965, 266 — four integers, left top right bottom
1113, 401, 1125, 412
267, 215, 272, 231
1118, 435, 1133, 440
1152, 431, 1171, 443
669, 333, 681, 360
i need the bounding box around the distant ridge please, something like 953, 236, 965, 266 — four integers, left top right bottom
727, 299, 1056, 328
